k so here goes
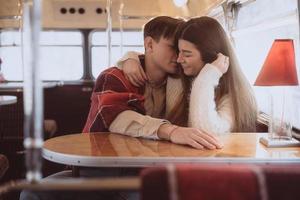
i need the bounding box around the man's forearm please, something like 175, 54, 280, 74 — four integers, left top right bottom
109, 110, 169, 139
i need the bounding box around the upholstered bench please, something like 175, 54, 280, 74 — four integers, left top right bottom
141, 164, 300, 200
0, 154, 8, 179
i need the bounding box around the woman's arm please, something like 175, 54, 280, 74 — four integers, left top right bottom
188, 64, 234, 135
116, 51, 147, 86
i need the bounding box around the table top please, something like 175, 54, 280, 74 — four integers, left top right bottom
0, 82, 58, 91
43, 132, 300, 167
0, 95, 17, 105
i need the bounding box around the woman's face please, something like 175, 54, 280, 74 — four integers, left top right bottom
177, 39, 205, 76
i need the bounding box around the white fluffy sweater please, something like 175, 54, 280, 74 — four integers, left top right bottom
188, 64, 234, 135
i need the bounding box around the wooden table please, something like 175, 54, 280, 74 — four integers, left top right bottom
0, 95, 17, 105
0, 82, 58, 92
43, 133, 300, 167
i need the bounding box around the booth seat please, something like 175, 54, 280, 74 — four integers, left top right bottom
141, 164, 300, 200
0, 154, 8, 180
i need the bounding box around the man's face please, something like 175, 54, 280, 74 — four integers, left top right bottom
151, 37, 178, 74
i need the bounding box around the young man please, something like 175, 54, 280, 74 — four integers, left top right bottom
83, 16, 222, 150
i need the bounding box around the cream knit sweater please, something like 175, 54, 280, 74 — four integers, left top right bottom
115, 51, 183, 118
109, 52, 183, 139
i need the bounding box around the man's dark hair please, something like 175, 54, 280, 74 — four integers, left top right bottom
143, 16, 184, 41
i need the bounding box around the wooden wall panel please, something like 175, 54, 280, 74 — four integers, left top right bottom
0, 0, 22, 28
0, 0, 224, 29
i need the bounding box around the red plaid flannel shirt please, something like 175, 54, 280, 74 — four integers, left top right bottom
82, 67, 145, 133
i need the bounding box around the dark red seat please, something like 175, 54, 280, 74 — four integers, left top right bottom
141, 164, 300, 200
0, 154, 8, 180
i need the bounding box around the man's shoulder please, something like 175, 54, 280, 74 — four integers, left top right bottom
94, 67, 127, 83
99, 67, 124, 78
94, 67, 135, 92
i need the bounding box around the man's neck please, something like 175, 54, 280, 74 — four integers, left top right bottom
144, 54, 167, 85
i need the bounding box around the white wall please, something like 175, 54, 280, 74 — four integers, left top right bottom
232, 0, 300, 128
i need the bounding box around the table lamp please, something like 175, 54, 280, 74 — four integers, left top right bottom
254, 39, 300, 147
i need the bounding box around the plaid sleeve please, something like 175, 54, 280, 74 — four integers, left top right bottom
82, 68, 145, 133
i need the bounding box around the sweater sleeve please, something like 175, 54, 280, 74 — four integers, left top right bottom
116, 51, 142, 69
109, 110, 169, 140
188, 64, 234, 135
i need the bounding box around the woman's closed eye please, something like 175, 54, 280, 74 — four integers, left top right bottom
179, 49, 193, 57
183, 53, 192, 58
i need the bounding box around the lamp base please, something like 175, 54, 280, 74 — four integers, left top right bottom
259, 136, 300, 147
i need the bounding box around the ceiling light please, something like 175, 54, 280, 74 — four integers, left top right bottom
173, 0, 189, 7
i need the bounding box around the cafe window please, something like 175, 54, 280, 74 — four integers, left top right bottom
91, 31, 144, 78
0, 30, 83, 81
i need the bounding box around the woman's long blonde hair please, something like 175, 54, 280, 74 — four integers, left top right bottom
175, 16, 258, 132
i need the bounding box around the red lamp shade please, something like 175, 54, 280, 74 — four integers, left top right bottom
254, 39, 299, 86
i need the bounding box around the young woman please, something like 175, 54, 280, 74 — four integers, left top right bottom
119, 16, 258, 135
